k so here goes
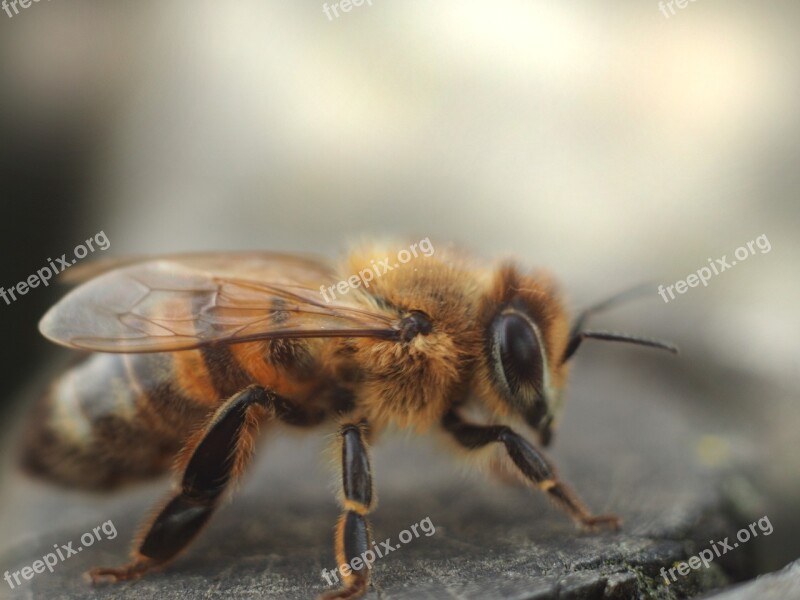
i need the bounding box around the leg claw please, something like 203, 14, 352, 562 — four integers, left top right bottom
85, 560, 153, 584
583, 513, 623, 531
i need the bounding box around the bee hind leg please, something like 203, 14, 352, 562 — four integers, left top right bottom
87, 384, 285, 583
442, 410, 621, 531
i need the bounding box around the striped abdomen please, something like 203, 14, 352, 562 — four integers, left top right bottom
21, 340, 322, 490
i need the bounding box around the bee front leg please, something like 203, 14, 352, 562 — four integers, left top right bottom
87, 385, 282, 583
442, 411, 621, 531
320, 422, 376, 600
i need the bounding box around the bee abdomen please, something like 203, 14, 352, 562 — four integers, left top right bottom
20, 353, 208, 490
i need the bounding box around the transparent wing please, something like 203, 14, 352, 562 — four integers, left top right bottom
39, 252, 398, 352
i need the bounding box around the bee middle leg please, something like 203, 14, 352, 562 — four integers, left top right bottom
442, 410, 621, 530
320, 422, 375, 600
87, 384, 289, 583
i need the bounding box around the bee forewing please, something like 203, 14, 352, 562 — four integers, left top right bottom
39, 253, 397, 353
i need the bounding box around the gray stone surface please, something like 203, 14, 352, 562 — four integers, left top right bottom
0, 352, 788, 599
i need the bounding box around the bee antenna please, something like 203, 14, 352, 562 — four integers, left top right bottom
562, 284, 678, 363
563, 330, 678, 362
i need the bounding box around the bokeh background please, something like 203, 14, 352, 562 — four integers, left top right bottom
0, 1, 798, 597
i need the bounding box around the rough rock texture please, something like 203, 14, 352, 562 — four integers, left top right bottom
702, 560, 800, 600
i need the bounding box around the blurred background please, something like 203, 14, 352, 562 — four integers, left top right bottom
0, 0, 798, 597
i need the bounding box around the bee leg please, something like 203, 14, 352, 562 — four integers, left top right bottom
442, 411, 622, 531
87, 384, 280, 583
320, 422, 375, 600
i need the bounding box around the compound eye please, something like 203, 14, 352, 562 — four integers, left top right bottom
492, 312, 544, 397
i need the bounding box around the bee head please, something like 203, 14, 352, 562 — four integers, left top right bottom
479, 266, 677, 446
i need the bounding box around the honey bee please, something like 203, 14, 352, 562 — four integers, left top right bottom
22, 243, 676, 600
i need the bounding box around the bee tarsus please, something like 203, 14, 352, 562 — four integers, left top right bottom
442, 410, 622, 531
